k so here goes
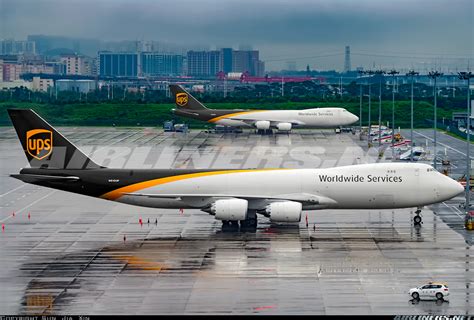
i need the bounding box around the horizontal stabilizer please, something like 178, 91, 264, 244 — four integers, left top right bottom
11, 173, 80, 183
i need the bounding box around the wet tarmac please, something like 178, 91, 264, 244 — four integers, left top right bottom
0, 127, 473, 315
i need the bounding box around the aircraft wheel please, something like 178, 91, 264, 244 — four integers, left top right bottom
414, 215, 422, 225
248, 217, 257, 228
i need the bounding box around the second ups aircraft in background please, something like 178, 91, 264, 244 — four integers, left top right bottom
170, 84, 359, 132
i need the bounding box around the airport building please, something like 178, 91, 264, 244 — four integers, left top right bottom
452, 103, 474, 129
56, 79, 96, 92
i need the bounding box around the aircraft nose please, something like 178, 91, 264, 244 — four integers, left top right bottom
441, 175, 465, 199
347, 113, 359, 124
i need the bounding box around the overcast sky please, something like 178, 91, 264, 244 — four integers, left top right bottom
1, 0, 473, 71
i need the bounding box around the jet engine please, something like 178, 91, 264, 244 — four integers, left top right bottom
255, 120, 271, 130
209, 198, 248, 221
265, 201, 302, 222
276, 122, 292, 131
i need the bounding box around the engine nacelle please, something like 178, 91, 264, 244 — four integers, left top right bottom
210, 198, 248, 221
266, 201, 302, 222
255, 120, 271, 130
276, 122, 292, 131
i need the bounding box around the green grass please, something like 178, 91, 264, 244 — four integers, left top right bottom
0, 101, 464, 128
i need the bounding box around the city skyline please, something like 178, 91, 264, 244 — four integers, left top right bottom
1, 0, 473, 71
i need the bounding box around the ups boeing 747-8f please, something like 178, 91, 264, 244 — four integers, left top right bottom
8, 109, 463, 229
169, 84, 359, 132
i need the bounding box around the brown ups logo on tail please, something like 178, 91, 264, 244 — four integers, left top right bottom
26, 129, 53, 160
176, 93, 188, 107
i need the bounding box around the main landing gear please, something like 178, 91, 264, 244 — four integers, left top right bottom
414, 208, 423, 226
222, 211, 258, 231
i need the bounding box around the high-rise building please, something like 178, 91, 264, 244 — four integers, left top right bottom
187, 50, 221, 77
256, 60, 265, 77
2, 64, 21, 81
344, 45, 351, 73
32, 77, 54, 92
60, 54, 89, 75
141, 53, 184, 76
0, 39, 36, 55
232, 50, 263, 76
187, 48, 264, 77
98, 52, 138, 77
221, 48, 233, 73
83, 58, 97, 76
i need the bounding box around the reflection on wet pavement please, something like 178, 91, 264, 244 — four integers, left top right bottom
12, 217, 474, 315
0, 127, 473, 315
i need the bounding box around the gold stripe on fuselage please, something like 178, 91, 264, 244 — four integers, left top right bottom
208, 110, 265, 123
100, 168, 287, 201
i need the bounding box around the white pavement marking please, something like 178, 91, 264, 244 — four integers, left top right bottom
93, 130, 142, 153
442, 202, 463, 219
414, 131, 473, 159
0, 185, 25, 197
0, 190, 56, 223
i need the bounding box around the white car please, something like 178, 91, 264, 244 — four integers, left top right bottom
409, 283, 449, 301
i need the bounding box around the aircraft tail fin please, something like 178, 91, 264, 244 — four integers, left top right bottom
169, 84, 209, 110
7, 109, 102, 169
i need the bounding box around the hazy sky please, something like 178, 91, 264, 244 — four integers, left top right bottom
1, 0, 473, 71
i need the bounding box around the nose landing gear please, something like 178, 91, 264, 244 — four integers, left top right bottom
414, 209, 423, 225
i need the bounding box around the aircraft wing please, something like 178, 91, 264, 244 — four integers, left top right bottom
122, 192, 336, 206
228, 118, 305, 127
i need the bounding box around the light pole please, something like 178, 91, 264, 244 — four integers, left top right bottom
428, 71, 443, 170
357, 70, 364, 131
364, 70, 375, 147
458, 71, 473, 213
375, 70, 385, 146
406, 70, 419, 161
387, 70, 399, 149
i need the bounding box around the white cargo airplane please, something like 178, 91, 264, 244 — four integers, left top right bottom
8, 109, 463, 229
170, 84, 359, 131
